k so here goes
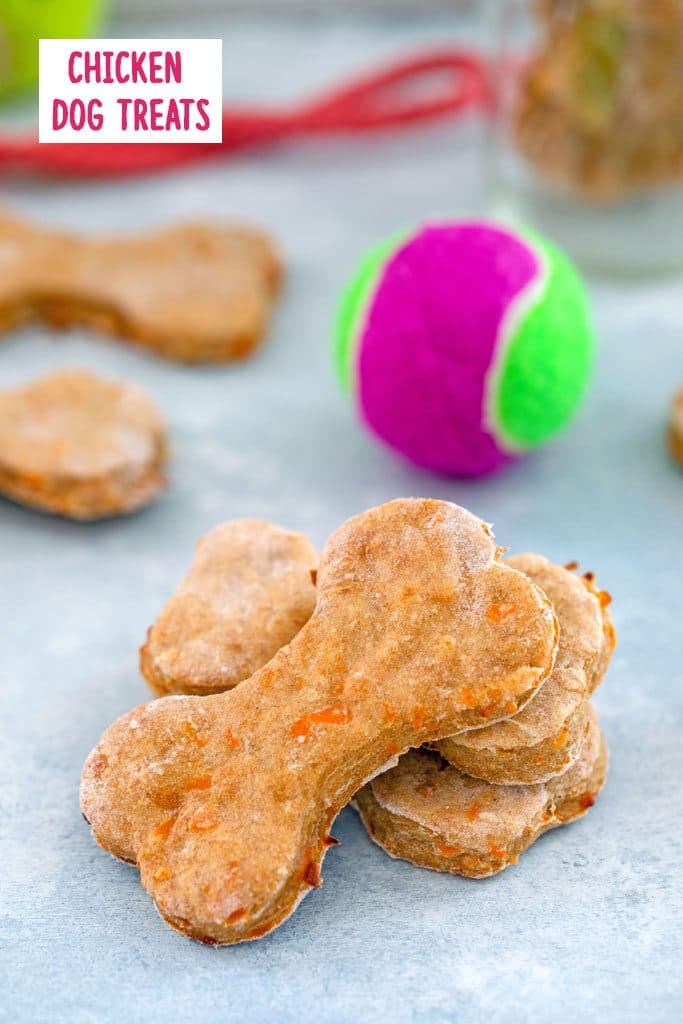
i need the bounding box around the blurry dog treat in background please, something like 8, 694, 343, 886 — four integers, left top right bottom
514, 0, 683, 202
0, 211, 282, 363
0, 369, 167, 519
669, 389, 683, 468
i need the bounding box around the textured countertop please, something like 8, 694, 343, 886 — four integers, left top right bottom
1, 11, 681, 1024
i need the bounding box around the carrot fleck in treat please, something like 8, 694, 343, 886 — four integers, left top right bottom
225, 729, 241, 751
487, 603, 517, 624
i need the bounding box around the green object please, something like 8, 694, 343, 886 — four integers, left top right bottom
490, 229, 594, 451
333, 231, 406, 393
332, 219, 594, 479
0, 0, 105, 100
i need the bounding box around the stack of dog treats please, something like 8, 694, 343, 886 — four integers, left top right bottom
81, 499, 614, 945
355, 551, 613, 878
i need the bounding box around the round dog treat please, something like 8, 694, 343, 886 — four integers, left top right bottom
81, 498, 559, 945
0, 369, 167, 520
334, 220, 594, 477
435, 554, 615, 785
668, 389, 683, 467
354, 705, 607, 878
141, 520, 318, 697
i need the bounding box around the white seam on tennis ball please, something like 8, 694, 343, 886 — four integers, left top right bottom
482, 244, 549, 454
350, 219, 505, 399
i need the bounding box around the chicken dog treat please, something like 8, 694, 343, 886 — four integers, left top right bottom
81, 498, 559, 944
354, 705, 607, 878
0, 369, 167, 519
139, 532, 615, 788
435, 554, 615, 785
141, 520, 318, 697
669, 389, 683, 468
0, 211, 281, 363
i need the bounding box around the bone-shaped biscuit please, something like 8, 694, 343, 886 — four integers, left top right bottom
81, 498, 558, 944
435, 555, 615, 785
0, 368, 167, 519
141, 534, 614, 785
141, 520, 318, 696
0, 211, 281, 363
354, 704, 607, 878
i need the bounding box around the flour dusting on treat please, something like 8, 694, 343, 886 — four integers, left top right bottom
0, 368, 167, 520
81, 498, 558, 945
0, 210, 281, 363
141, 520, 318, 697
354, 705, 607, 878
435, 554, 615, 785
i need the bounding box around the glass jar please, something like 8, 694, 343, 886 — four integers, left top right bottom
488, 0, 683, 275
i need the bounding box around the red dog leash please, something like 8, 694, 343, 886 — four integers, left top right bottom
0, 49, 490, 177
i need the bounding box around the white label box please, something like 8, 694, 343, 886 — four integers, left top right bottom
39, 39, 223, 143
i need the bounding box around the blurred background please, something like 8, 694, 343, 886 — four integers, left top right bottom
111, 1, 471, 11
1, 3, 681, 1024
4, 0, 683, 271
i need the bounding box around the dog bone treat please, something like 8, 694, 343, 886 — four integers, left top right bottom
81, 498, 559, 944
0, 369, 167, 520
354, 704, 607, 878
141, 539, 613, 786
140, 539, 614, 786
141, 520, 318, 697
435, 554, 614, 785
668, 389, 683, 467
0, 211, 281, 363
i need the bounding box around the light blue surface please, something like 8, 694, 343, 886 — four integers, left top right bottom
0, 12, 681, 1024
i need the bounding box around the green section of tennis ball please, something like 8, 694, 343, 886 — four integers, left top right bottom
492, 229, 594, 450
0, 0, 105, 100
334, 231, 407, 393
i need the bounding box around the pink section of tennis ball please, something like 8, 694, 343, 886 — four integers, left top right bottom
355, 224, 540, 477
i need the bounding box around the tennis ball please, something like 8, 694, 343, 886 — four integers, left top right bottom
0, 0, 104, 100
334, 220, 594, 477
